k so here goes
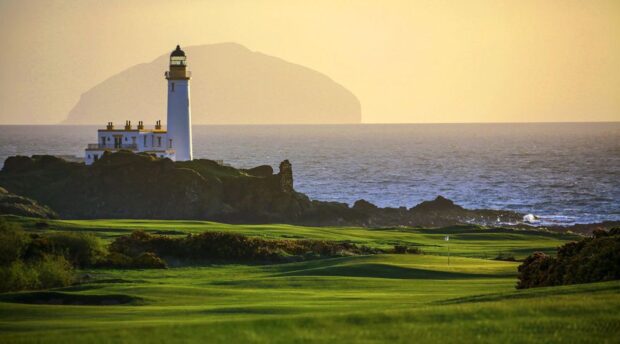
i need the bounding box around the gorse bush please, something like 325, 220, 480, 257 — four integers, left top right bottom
0, 254, 73, 293
34, 255, 74, 289
45, 232, 107, 267
133, 252, 167, 269
517, 228, 620, 289
0, 220, 76, 292
392, 245, 423, 254
109, 230, 378, 263
0, 218, 31, 265
97, 251, 167, 269
0, 260, 39, 292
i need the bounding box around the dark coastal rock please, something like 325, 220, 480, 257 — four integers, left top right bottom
278, 160, 294, 193
0, 186, 58, 219
244, 165, 273, 177
410, 196, 463, 213
0, 152, 525, 227
353, 199, 378, 212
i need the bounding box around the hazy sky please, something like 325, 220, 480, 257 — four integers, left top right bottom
0, 0, 618, 124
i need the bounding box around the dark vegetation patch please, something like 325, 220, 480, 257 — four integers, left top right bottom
277, 263, 498, 280
0, 219, 160, 292
494, 253, 517, 261
0, 187, 58, 219
421, 225, 578, 239
517, 228, 620, 289
152, 230, 186, 235
54, 284, 105, 292
86, 278, 145, 284
106, 230, 380, 265
0, 219, 76, 292
0, 291, 143, 305
392, 245, 423, 254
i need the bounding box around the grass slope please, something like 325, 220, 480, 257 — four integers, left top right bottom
7, 216, 580, 258
1, 216, 617, 343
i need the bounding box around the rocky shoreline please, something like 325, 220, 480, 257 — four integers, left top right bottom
0, 152, 616, 234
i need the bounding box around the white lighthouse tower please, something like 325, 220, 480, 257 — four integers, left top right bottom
165, 45, 193, 161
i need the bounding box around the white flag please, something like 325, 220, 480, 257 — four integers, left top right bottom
445, 235, 449, 241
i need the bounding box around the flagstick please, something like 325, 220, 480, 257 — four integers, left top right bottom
445, 235, 450, 267
448, 240, 450, 267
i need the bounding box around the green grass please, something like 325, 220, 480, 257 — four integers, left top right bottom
1, 216, 617, 343
8, 216, 580, 259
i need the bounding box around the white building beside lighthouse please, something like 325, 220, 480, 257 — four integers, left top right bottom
84, 45, 193, 165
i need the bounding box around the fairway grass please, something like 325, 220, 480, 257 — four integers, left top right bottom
0, 217, 617, 343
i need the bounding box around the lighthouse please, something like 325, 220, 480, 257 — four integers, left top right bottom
165, 45, 193, 161
83, 45, 194, 165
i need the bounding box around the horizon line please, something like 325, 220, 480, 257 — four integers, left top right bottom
0, 120, 618, 126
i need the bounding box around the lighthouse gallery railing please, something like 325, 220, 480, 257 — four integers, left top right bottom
87, 144, 138, 150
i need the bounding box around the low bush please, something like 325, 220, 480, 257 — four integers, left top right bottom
0, 220, 75, 292
97, 251, 167, 269
133, 252, 167, 269
0, 260, 39, 292
45, 232, 107, 267
109, 230, 378, 263
0, 255, 73, 293
32, 255, 74, 289
517, 228, 620, 289
0, 218, 31, 265
393, 245, 423, 254
494, 253, 516, 261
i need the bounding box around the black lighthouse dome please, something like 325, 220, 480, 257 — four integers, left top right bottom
170, 45, 185, 57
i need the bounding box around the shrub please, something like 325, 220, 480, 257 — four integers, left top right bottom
0, 260, 39, 292
109, 230, 378, 263
393, 245, 407, 254
97, 251, 167, 269
0, 255, 73, 292
0, 220, 77, 292
516, 252, 556, 289
45, 232, 107, 267
97, 252, 134, 268
35, 221, 50, 229
517, 228, 620, 289
406, 247, 423, 254
34, 255, 74, 289
393, 245, 422, 254
0, 218, 31, 265
495, 253, 516, 261
133, 252, 167, 269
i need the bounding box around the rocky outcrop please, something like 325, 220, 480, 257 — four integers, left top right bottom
278, 160, 294, 194
0, 187, 58, 219
0, 152, 523, 226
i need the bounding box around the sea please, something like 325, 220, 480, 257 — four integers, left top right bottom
0, 123, 618, 226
